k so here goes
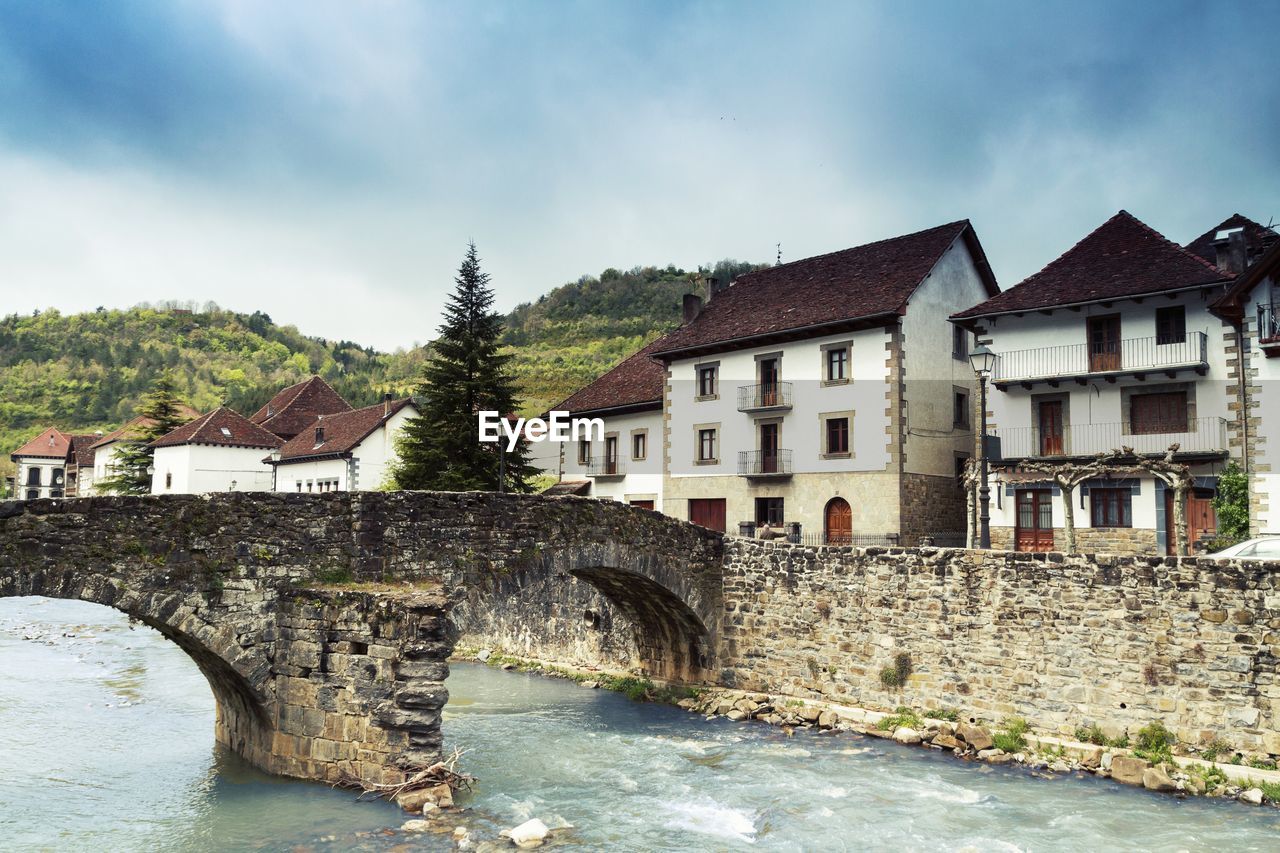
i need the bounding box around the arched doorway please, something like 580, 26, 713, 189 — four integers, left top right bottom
824, 497, 852, 545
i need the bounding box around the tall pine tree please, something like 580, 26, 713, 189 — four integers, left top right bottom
96, 373, 190, 495
392, 242, 536, 492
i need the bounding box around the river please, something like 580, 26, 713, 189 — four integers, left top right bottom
2, 597, 1279, 852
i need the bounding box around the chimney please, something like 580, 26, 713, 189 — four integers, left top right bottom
1213, 227, 1248, 275
383, 392, 393, 417
682, 293, 704, 325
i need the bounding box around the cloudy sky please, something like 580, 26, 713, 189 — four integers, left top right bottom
1, 1, 1276, 350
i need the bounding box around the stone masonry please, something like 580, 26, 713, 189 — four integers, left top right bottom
719, 539, 1280, 757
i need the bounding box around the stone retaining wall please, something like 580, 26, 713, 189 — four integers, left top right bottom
718, 540, 1280, 757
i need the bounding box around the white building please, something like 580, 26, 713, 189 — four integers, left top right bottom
551, 221, 999, 544
952, 211, 1259, 554
268, 398, 417, 492
552, 338, 667, 509
1210, 219, 1280, 534
150, 407, 283, 494
647, 221, 997, 543
9, 427, 70, 500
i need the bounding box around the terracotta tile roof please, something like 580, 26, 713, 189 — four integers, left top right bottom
11, 427, 70, 460
250, 376, 353, 439
1184, 213, 1278, 270
152, 407, 284, 449
270, 398, 415, 463
554, 336, 668, 415
954, 211, 1229, 320
66, 434, 101, 469
652, 220, 994, 357
543, 480, 591, 496
90, 405, 201, 449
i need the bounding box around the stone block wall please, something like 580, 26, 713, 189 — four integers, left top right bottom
899, 472, 966, 545
989, 525, 1159, 556
719, 539, 1280, 756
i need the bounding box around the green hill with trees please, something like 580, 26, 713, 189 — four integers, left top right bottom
0, 259, 761, 484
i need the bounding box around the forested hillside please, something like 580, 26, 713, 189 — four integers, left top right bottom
503, 259, 761, 414
1, 259, 762, 481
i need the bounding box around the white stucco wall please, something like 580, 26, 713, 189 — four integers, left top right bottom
665, 327, 893, 480
92, 442, 127, 494
901, 237, 993, 477
1244, 274, 1280, 532
12, 457, 67, 499
150, 444, 275, 495
560, 408, 664, 505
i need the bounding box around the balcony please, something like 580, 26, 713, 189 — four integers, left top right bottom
1259, 303, 1280, 358
991, 416, 1229, 461
737, 449, 793, 478
585, 459, 625, 479
992, 333, 1208, 388
737, 382, 793, 413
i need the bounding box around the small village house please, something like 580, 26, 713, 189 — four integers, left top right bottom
150, 407, 283, 494
250, 375, 353, 439
952, 211, 1277, 554
9, 427, 71, 500
267, 396, 417, 492
552, 337, 667, 508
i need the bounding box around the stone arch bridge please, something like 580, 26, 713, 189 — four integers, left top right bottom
0, 492, 724, 786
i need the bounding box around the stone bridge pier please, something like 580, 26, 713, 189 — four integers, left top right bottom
0, 491, 724, 785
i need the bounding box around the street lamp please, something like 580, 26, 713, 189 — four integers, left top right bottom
968, 343, 997, 549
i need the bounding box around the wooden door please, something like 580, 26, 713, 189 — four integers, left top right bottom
825, 497, 852, 545
1164, 488, 1217, 554
1038, 401, 1064, 456
688, 498, 726, 532
760, 358, 779, 406
604, 436, 619, 474
630, 499, 654, 511
760, 423, 779, 473
1088, 316, 1121, 372
1016, 489, 1055, 552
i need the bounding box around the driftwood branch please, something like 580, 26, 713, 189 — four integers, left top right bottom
338, 746, 476, 801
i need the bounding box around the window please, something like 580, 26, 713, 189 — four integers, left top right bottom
1156, 306, 1186, 345
165, 472, 173, 489
697, 364, 718, 398
952, 325, 970, 360
26, 467, 40, 486
955, 454, 970, 482
1091, 488, 1133, 528
578, 439, 591, 465
826, 417, 849, 455
632, 431, 647, 460
953, 388, 970, 429
826, 347, 848, 382
25, 490, 38, 500
1130, 392, 1188, 434
296, 481, 303, 492
697, 428, 718, 462
755, 497, 784, 526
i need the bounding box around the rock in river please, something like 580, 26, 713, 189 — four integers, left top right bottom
502, 818, 551, 848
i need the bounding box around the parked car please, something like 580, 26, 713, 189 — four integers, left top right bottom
1206, 537, 1280, 559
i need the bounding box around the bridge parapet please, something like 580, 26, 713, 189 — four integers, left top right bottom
0, 491, 723, 784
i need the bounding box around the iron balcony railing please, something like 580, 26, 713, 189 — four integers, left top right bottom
992, 332, 1208, 384
991, 416, 1228, 460
737, 448, 793, 477
585, 459, 625, 478
1259, 303, 1280, 343
737, 382, 793, 412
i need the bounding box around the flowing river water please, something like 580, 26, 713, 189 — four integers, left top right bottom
3, 597, 1280, 852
